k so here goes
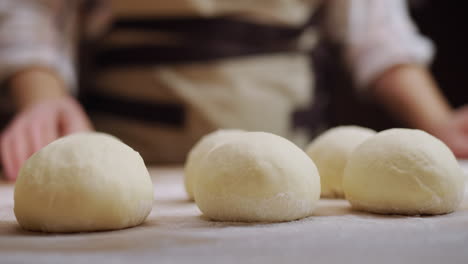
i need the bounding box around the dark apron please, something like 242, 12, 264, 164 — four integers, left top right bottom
78, 6, 330, 140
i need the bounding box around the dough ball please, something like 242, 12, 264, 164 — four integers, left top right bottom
194, 132, 320, 222
184, 129, 245, 200
14, 132, 154, 233
305, 126, 376, 198
343, 128, 465, 215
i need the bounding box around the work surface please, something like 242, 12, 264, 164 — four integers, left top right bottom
1, 165, 468, 264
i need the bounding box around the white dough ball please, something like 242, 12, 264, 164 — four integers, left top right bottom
184, 129, 245, 200
14, 133, 154, 233
306, 126, 376, 198
343, 128, 465, 215
194, 132, 320, 222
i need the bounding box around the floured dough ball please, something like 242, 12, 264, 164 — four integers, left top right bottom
194, 132, 320, 222
184, 129, 244, 200
14, 133, 154, 233
343, 128, 465, 215
305, 126, 376, 198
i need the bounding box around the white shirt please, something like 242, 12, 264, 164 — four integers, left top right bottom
0, 0, 434, 91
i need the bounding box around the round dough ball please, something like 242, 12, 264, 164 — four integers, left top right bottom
343, 128, 465, 215
14, 132, 154, 233
305, 126, 376, 198
194, 132, 321, 222
184, 129, 244, 200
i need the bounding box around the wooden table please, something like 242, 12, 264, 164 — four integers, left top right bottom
1, 166, 468, 264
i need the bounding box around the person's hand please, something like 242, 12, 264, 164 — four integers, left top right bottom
0, 96, 92, 181
427, 106, 468, 159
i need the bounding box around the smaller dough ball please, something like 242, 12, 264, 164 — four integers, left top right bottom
184, 129, 244, 200
14, 133, 154, 233
194, 132, 320, 222
343, 128, 465, 215
306, 126, 376, 198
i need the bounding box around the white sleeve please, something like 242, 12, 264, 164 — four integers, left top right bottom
325, 0, 434, 90
0, 0, 77, 91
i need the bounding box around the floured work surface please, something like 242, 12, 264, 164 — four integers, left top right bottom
1, 166, 468, 264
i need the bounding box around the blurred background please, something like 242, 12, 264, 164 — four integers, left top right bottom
1, 1, 466, 132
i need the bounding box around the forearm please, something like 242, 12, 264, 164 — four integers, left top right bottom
371, 64, 452, 133
9, 67, 68, 111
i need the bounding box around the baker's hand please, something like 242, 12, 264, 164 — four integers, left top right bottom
428, 106, 468, 159
0, 96, 92, 181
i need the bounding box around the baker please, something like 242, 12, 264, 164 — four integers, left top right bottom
1, 0, 467, 180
